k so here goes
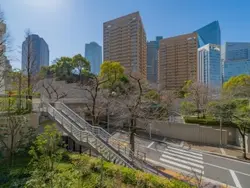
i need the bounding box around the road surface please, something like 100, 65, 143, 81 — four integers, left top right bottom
112, 132, 250, 188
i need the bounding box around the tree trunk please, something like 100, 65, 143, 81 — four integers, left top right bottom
242, 133, 247, 159
129, 118, 136, 153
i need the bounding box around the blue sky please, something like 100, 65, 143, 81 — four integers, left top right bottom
1, 0, 250, 68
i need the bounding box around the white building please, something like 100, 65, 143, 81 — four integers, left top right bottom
197, 44, 221, 88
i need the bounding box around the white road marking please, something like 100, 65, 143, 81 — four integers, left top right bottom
163, 151, 204, 164
160, 157, 204, 174
204, 162, 250, 177
229, 170, 242, 188
162, 154, 204, 169
164, 150, 203, 160
220, 148, 226, 155
147, 141, 154, 148
167, 146, 202, 156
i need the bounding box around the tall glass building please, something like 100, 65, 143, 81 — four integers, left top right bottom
147, 36, 163, 83
85, 42, 102, 75
22, 34, 49, 75
195, 21, 221, 48
222, 42, 250, 82
197, 44, 221, 88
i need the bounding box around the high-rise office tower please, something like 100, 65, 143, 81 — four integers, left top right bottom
158, 21, 221, 90
197, 44, 221, 88
22, 34, 49, 75
147, 36, 163, 83
103, 12, 147, 78
85, 42, 102, 74
222, 42, 250, 82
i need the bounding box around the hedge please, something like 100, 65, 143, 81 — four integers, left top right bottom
184, 116, 237, 127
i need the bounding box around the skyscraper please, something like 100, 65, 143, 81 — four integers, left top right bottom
85, 42, 102, 74
195, 21, 221, 47
197, 44, 221, 88
158, 21, 221, 90
222, 42, 250, 82
147, 36, 163, 83
158, 33, 198, 90
22, 34, 49, 75
103, 12, 147, 78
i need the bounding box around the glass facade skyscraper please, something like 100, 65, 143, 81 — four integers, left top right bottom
22, 34, 49, 75
222, 42, 250, 82
85, 42, 102, 75
195, 21, 221, 48
197, 44, 221, 88
147, 36, 162, 83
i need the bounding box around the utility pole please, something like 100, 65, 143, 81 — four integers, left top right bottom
220, 115, 222, 146
106, 105, 110, 133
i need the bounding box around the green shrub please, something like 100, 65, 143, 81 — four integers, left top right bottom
120, 167, 137, 185
184, 116, 237, 127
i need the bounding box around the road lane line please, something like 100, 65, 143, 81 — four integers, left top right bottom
167, 146, 202, 156
160, 157, 204, 174
164, 150, 203, 160
163, 151, 204, 164
220, 148, 226, 155
229, 170, 242, 188
147, 141, 154, 148
204, 162, 250, 177
162, 154, 204, 169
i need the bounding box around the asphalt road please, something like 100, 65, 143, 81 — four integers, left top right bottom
112, 132, 250, 188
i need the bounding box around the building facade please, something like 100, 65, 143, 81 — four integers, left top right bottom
85, 42, 102, 74
147, 36, 163, 83
103, 12, 147, 78
222, 42, 250, 82
22, 34, 49, 75
197, 44, 221, 88
158, 33, 198, 90
158, 21, 221, 90
195, 21, 221, 47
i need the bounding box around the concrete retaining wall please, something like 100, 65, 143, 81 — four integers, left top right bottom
137, 119, 228, 145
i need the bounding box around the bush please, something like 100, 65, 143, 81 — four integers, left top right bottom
184, 116, 237, 127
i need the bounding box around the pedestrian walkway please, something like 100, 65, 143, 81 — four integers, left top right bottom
159, 146, 204, 175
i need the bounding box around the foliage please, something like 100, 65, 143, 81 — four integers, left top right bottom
100, 61, 125, 91
184, 116, 237, 127
27, 124, 65, 187
223, 74, 250, 97
144, 89, 160, 102
180, 101, 196, 116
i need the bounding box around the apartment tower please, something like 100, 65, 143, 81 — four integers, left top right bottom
103, 12, 147, 78
158, 21, 221, 90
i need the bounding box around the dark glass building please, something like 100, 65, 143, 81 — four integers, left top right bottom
22, 34, 49, 75
85, 42, 102, 74
147, 36, 163, 83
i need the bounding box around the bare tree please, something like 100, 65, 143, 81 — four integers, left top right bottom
0, 115, 34, 166
0, 8, 12, 94
39, 78, 68, 102
78, 75, 108, 126
22, 29, 36, 101
183, 81, 212, 118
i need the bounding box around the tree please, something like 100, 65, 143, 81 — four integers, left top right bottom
231, 99, 250, 159
27, 124, 65, 187
99, 61, 125, 91
182, 80, 211, 118
0, 8, 11, 94
71, 54, 90, 83
78, 75, 108, 126
223, 74, 250, 97
111, 73, 169, 153
39, 78, 68, 102
22, 29, 36, 102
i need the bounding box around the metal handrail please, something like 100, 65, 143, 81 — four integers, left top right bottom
57, 102, 146, 162
42, 102, 133, 169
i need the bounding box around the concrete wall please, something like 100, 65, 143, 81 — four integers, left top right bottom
137, 119, 228, 145
236, 130, 250, 153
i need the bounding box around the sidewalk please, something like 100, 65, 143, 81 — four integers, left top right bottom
135, 130, 250, 161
